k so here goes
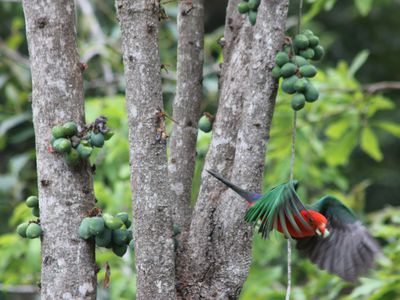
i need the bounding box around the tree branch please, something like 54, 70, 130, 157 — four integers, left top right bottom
168, 0, 204, 232
22, 0, 96, 299
115, 0, 176, 299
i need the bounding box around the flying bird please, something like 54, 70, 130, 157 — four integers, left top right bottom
207, 169, 381, 282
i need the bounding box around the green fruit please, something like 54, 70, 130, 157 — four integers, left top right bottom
283, 46, 291, 54
26, 195, 39, 208
198, 115, 212, 133
299, 48, 315, 59
299, 65, 317, 78
294, 34, 309, 50
112, 244, 127, 257
17, 222, 29, 238
79, 217, 92, 239
89, 217, 105, 236
308, 35, 320, 48
112, 229, 128, 246
63, 122, 78, 137
271, 66, 281, 79
103, 213, 124, 230
53, 138, 72, 153
173, 224, 181, 236
52, 125, 67, 139
32, 207, 40, 217
124, 219, 132, 228
302, 29, 314, 38
116, 212, 129, 224
294, 78, 308, 92
281, 75, 298, 94
77, 143, 93, 159
275, 52, 289, 67
126, 230, 133, 242
248, 10, 257, 26
237, 2, 249, 14
291, 93, 306, 111
280, 63, 298, 78
103, 130, 114, 141
90, 132, 105, 148
312, 45, 325, 61
248, 0, 260, 10
304, 83, 319, 102
129, 239, 135, 251
65, 148, 80, 167
26, 223, 42, 239
291, 55, 308, 67
95, 228, 112, 247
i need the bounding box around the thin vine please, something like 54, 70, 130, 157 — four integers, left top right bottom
285, 0, 303, 299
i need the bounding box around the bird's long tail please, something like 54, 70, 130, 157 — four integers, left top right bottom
206, 169, 261, 204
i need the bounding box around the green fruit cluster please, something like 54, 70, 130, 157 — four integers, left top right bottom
198, 114, 213, 133
17, 195, 42, 239
237, 0, 260, 26
79, 212, 133, 257
272, 30, 324, 111
50, 118, 114, 167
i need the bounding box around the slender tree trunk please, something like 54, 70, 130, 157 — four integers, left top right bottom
179, 0, 289, 298
22, 1, 96, 299
115, 1, 176, 299
169, 0, 205, 232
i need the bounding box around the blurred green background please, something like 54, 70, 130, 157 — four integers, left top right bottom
0, 0, 399, 299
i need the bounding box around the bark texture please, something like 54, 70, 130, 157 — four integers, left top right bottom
22, 1, 96, 299
115, 1, 176, 299
180, 0, 289, 298
168, 0, 205, 231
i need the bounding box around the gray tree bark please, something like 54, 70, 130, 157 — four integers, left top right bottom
115, 1, 176, 299
22, 1, 97, 300
179, 0, 289, 298
168, 0, 205, 232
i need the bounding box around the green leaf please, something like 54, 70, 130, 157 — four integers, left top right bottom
354, 0, 373, 16
325, 119, 350, 139
367, 96, 394, 117
361, 126, 383, 161
349, 50, 370, 76
325, 129, 358, 166
374, 121, 400, 138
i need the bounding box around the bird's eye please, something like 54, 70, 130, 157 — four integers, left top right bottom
308, 218, 313, 224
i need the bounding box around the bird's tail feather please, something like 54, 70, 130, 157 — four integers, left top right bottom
206, 169, 260, 203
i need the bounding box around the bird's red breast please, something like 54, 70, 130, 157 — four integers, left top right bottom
276, 210, 328, 238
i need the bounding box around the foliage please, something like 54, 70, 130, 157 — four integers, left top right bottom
0, 0, 399, 299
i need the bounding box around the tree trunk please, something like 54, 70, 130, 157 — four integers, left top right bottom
115, 1, 176, 299
169, 0, 205, 233
179, 0, 289, 298
22, 1, 97, 299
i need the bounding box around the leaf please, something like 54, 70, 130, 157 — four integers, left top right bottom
374, 121, 400, 138
325, 119, 350, 139
349, 50, 370, 76
103, 261, 111, 288
354, 0, 373, 16
361, 126, 383, 161
0, 113, 31, 136
367, 96, 395, 117
325, 129, 358, 166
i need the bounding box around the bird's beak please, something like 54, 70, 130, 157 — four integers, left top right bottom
315, 228, 330, 238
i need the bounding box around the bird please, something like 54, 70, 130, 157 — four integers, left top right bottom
206, 169, 381, 282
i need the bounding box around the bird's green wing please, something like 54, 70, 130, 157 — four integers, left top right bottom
296, 195, 381, 282
245, 180, 311, 239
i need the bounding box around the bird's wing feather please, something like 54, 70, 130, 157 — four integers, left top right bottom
296, 196, 381, 281
245, 181, 311, 239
